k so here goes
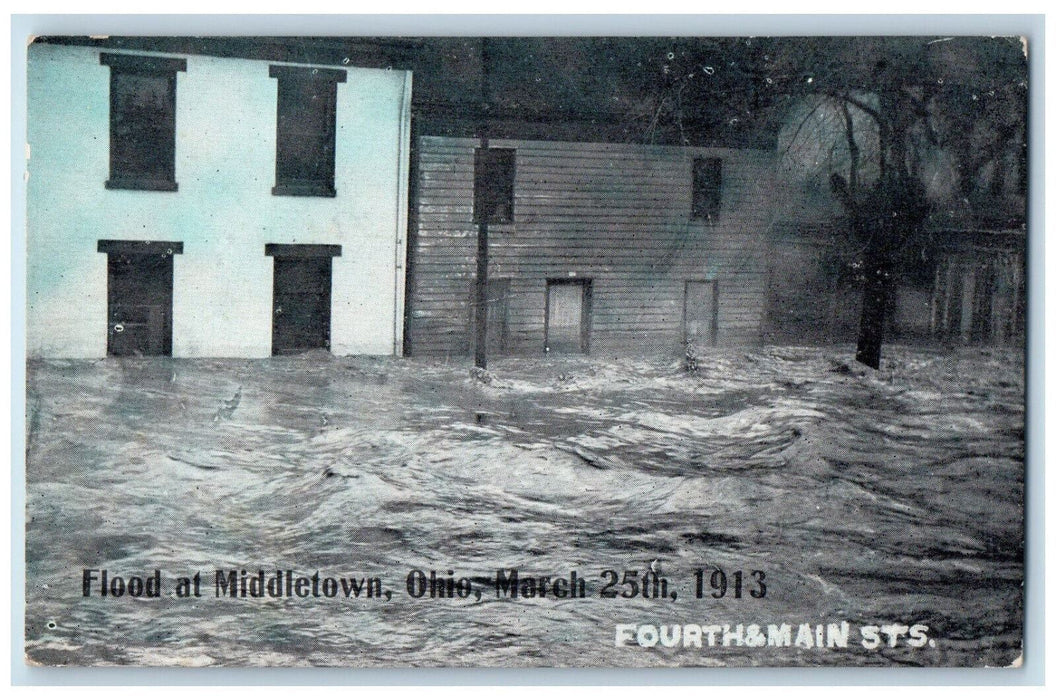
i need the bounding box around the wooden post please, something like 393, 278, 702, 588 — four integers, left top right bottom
1010, 253, 1023, 340
473, 37, 491, 370
959, 264, 976, 344
474, 135, 490, 370
987, 261, 997, 341
941, 258, 953, 339
930, 258, 943, 338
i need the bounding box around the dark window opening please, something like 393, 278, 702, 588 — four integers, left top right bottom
474, 148, 516, 224
101, 53, 186, 192
692, 156, 723, 223
270, 65, 346, 197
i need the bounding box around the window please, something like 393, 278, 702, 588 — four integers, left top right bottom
692, 156, 723, 223
474, 148, 516, 223
101, 53, 186, 191
270, 65, 346, 197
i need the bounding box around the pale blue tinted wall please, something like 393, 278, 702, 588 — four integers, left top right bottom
26, 43, 410, 357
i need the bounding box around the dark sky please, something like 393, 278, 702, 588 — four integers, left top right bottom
40, 35, 1027, 149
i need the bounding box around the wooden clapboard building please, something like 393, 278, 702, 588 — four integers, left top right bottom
930, 229, 1026, 345
405, 137, 776, 358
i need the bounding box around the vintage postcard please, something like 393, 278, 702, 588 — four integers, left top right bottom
23, 34, 1027, 668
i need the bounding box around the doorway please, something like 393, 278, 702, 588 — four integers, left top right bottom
545, 279, 592, 353
98, 240, 181, 356
485, 278, 510, 356
684, 279, 718, 347
266, 244, 341, 355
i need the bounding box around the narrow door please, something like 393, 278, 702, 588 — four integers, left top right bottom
272, 257, 333, 354
545, 279, 591, 353
107, 252, 174, 356
485, 278, 510, 356
684, 280, 718, 347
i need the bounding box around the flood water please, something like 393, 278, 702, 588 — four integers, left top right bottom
24, 345, 1024, 667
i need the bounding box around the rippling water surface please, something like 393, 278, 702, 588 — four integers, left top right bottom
25, 346, 1024, 667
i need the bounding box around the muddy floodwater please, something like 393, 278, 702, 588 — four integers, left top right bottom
24, 346, 1024, 667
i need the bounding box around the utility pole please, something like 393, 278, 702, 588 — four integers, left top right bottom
473, 37, 490, 369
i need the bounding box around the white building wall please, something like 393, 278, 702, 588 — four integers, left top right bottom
26, 43, 410, 357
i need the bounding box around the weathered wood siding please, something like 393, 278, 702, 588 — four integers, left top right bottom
407, 136, 776, 357
930, 233, 1025, 345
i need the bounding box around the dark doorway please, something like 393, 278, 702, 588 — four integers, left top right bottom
485, 278, 510, 356
545, 279, 592, 354
266, 244, 341, 355
98, 240, 181, 356
684, 279, 718, 347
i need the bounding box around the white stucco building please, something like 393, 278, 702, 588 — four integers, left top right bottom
27, 42, 412, 358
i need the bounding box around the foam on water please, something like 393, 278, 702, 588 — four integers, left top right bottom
25, 346, 1024, 667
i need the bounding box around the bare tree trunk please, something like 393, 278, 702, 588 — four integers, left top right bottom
855, 248, 889, 369
853, 91, 902, 370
